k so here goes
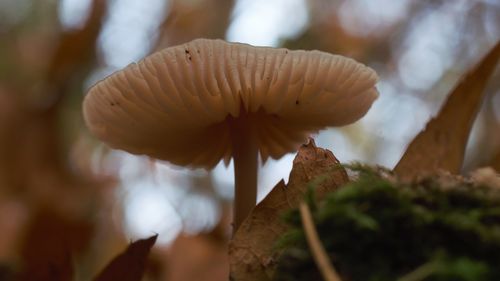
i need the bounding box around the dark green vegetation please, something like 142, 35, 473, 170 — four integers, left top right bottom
274, 167, 500, 281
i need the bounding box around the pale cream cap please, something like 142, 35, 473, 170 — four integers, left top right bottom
83, 39, 379, 168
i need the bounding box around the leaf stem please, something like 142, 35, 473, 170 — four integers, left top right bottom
299, 202, 342, 281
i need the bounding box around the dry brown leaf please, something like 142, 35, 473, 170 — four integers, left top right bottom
229, 139, 349, 281
93, 235, 157, 281
470, 167, 500, 188
491, 151, 500, 172
394, 41, 500, 179
16, 208, 93, 281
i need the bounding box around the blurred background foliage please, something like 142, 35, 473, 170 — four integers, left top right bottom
0, 0, 498, 280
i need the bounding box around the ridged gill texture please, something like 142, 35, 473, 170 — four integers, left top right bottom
83, 39, 379, 168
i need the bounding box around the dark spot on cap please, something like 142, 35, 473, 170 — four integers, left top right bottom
295, 100, 299, 105
185, 49, 192, 61
184, 49, 192, 60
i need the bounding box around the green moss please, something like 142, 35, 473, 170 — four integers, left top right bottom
274, 167, 500, 281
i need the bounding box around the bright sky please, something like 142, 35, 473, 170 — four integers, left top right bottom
226, 0, 309, 46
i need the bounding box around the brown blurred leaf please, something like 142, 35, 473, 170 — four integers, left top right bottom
166, 234, 229, 281
491, 151, 500, 172
394, 41, 500, 179
16, 208, 93, 281
229, 139, 349, 281
93, 235, 158, 281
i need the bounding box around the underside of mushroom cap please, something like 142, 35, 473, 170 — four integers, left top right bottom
83, 38, 379, 168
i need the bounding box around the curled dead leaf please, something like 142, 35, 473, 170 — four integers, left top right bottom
394, 41, 500, 179
229, 139, 349, 281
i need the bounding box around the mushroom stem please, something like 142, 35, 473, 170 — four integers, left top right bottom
231, 114, 258, 233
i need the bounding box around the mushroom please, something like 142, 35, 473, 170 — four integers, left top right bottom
83, 38, 379, 232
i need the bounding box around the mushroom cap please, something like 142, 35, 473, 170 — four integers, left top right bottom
83, 39, 378, 168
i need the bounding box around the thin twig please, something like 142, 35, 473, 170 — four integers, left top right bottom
299, 202, 342, 281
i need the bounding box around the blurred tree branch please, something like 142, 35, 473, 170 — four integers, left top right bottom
154, 0, 234, 49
